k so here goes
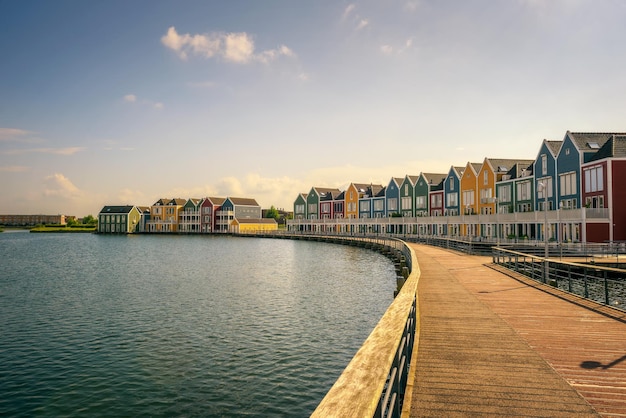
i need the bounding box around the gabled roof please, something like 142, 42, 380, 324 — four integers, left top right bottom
336, 191, 345, 200
588, 135, 626, 161
545, 140, 563, 156
152, 198, 169, 206
566, 132, 626, 153
228, 197, 260, 206
168, 198, 187, 206
99, 205, 136, 214
203, 196, 227, 205
136, 206, 150, 214
311, 187, 342, 199
375, 186, 386, 198
420, 173, 447, 187
403, 175, 420, 186
484, 158, 534, 175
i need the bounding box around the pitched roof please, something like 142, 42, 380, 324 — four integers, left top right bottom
566, 132, 626, 153
485, 158, 534, 174
228, 197, 260, 206
99, 205, 136, 214
421, 173, 447, 186
588, 135, 626, 161
204, 196, 226, 205
168, 198, 187, 206
545, 140, 563, 156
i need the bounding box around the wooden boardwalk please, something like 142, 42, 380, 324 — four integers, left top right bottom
407, 243, 626, 417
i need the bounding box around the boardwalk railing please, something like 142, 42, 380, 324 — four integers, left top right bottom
492, 247, 626, 311
310, 235, 420, 418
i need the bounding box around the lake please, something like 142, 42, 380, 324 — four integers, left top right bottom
0, 231, 396, 417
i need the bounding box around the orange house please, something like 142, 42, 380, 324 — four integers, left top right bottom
460, 162, 481, 236
344, 183, 371, 219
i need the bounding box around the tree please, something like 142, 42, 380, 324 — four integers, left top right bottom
265, 206, 279, 219
83, 214, 97, 225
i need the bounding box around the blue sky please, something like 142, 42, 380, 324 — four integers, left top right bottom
1, 0, 625, 216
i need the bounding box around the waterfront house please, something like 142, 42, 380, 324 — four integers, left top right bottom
478, 158, 534, 238
346, 183, 371, 219
581, 135, 626, 242
200, 197, 226, 233
146, 198, 186, 232
230, 218, 278, 233
306, 187, 341, 220
216, 197, 262, 232
494, 163, 534, 239
385, 178, 403, 217
179, 198, 202, 233
357, 184, 384, 219
98, 205, 142, 233
399, 175, 419, 218
293, 193, 307, 220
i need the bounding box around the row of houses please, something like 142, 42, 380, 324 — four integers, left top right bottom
291, 131, 626, 243
98, 196, 277, 234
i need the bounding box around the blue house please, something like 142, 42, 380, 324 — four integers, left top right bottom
385, 177, 403, 217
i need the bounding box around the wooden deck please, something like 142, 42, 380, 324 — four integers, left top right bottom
407, 243, 626, 417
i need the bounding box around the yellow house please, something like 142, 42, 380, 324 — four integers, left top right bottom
477, 158, 535, 216
230, 218, 278, 233
147, 198, 186, 232
344, 183, 370, 219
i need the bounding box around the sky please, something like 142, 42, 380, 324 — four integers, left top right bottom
1, 0, 626, 216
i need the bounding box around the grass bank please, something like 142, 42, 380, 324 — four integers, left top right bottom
30, 225, 96, 233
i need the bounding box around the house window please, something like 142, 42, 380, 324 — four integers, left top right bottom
584, 166, 604, 193
480, 188, 492, 201
498, 185, 511, 203
295, 204, 304, 214
462, 190, 474, 206
449, 177, 455, 191
430, 194, 442, 207
308, 203, 317, 213
483, 170, 488, 185
360, 200, 370, 212
388, 198, 398, 211
446, 192, 458, 207
541, 154, 547, 176
374, 200, 384, 211
537, 178, 553, 199
415, 196, 426, 209
401, 197, 412, 210
517, 180, 531, 201
559, 172, 577, 196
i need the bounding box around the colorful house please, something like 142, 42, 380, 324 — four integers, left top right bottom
200, 197, 226, 233
230, 218, 278, 234
399, 175, 419, 217
345, 183, 371, 219
581, 135, 626, 242
306, 187, 341, 220
415, 173, 446, 217
217, 197, 262, 232
460, 162, 481, 236
385, 178, 403, 217
98, 205, 142, 234
293, 193, 307, 220
179, 198, 202, 233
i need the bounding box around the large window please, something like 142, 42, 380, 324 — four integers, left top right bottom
308, 203, 317, 213
446, 192, 458, 207
537, 178, 553, 199
517, 180, 531, 201
559, 172, 577, 196
431, 194, 442, 207
448, 177, 455, 191
374, 199, 384, 211
295, 204, 304, 214
401, 197, 412, 210
360, 200, 370, 212
498, 185, 511, 203
387, 198, 398, 211
415, 195, 426, 209
462, 190, 474, 206
584, 166, 604, 193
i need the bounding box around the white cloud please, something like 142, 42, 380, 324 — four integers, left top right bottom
356, 18, 369, 31
381, 45, 394, 55
123, 94, 163, 110
0, 165, 29, 172
343, 4, 356, 20
117, 188, 146, 205
161, 26, 295, 64
3, 147, 84, 156
44, 173, 82, 198
0, 128, 32, 141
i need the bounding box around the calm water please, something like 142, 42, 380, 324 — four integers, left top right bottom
0, 231, 396, 417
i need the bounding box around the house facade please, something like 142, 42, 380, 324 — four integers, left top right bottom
98, 205, 142, 234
